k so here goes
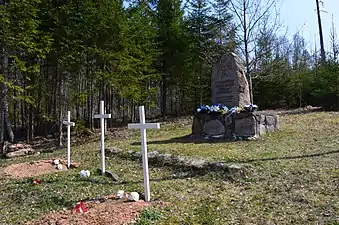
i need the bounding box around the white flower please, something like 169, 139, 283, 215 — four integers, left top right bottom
128, 192, 139, 201
210, 105, 219, 112
117, 190, 124, 199
80, 170, 90, 178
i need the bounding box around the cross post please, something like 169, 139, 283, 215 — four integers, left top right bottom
94, 101, 111, 175
62, 111, 75, 168
128, 106, 160, 202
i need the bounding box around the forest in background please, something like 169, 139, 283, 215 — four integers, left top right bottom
0, 0, 338, 144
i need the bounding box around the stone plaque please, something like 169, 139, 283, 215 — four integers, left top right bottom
211, 53, 251, 107
234, 116, 257, 137
203, 120, 225, 136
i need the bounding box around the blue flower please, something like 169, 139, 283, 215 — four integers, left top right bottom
244, 104, 258, 112
210, 105, 220, 112
196, 103, 258, 114
222, 106, 228, 111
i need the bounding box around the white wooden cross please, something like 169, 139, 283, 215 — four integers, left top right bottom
62, 111, 75, 168
93, 101, 111, 175
128, 106, 160, 202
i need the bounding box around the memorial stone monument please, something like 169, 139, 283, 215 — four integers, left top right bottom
211, 53, 251, 108
192, 52, 279, 139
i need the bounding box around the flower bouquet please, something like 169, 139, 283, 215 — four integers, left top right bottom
196, 103, 258, 115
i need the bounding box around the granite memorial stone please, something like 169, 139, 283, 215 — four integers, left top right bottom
211, 53, 251, 107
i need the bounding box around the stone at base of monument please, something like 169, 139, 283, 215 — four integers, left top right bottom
234, 111, 279, 138
192, 112, 234, 139
192, 111, 279, 140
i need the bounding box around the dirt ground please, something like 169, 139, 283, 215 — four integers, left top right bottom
1, 160, 163, 225
25, 199, 152, 225
2, 160, 69, 178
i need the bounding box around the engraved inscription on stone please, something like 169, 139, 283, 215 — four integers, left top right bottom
215, 96, 235, 103
224, 60, 233, 72
211, 53, 251, 107
214, 80, 235, 95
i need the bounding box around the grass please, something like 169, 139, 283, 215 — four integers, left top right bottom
0, 111, 339, 224
134, 208, 163, 225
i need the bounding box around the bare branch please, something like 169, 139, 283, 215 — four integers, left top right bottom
247, 0, 276, 40
229, 0, 245, 28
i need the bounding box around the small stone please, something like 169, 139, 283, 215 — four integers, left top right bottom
228, 164, 242, 170
131, 151, 142, 159
172, 156, 187, 165
227, 164, 246, 177
209, 162, 225, 171
189, 159, 206, 168
8, 144, 18, 150
105, 170, 120, 181
156, 153, 172, 164
105, 147, 121, 155
80, 170, 90, 178
22, 143, 30, 149
128, 192, 139, 201
5, 148, 35, 158
127, 150, 135, 155
56, 164, 63, 170
147, 151, 159, 158
53, 159, 60, 165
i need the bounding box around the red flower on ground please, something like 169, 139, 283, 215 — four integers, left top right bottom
33, 179, 41, 185
73, 200, 88, 213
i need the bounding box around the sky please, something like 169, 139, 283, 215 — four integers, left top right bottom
279, 0, 339, 52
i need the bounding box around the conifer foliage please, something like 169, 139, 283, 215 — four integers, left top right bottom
0, 0, 338, 142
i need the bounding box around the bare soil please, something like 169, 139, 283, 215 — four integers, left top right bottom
2, 160, 68, 178
25, 200, 151, 225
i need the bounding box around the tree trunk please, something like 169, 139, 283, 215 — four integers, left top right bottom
0, 48, 14, 143
3, 88, 14, 142
316, 0, 326, 63
161, 74, 167, 117
58, 62, 64, 148
0, 100, 4, 146
242, 0, 253, 103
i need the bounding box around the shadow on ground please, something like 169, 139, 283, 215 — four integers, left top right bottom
228, 149, 339, 164
131, 135, 243, 145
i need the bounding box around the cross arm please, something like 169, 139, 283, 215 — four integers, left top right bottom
63, 121, 75, 126
93, 114, 111, 119
128, 123, 160, 129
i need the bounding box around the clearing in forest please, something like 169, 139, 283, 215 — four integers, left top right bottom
0, 111, 338, 224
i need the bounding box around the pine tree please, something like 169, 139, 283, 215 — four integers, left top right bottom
156, 0, 184, 116
0, 0, 51, 143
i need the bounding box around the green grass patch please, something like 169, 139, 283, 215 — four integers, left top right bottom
134, 208, 163, 225
0, 112, 338, 224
